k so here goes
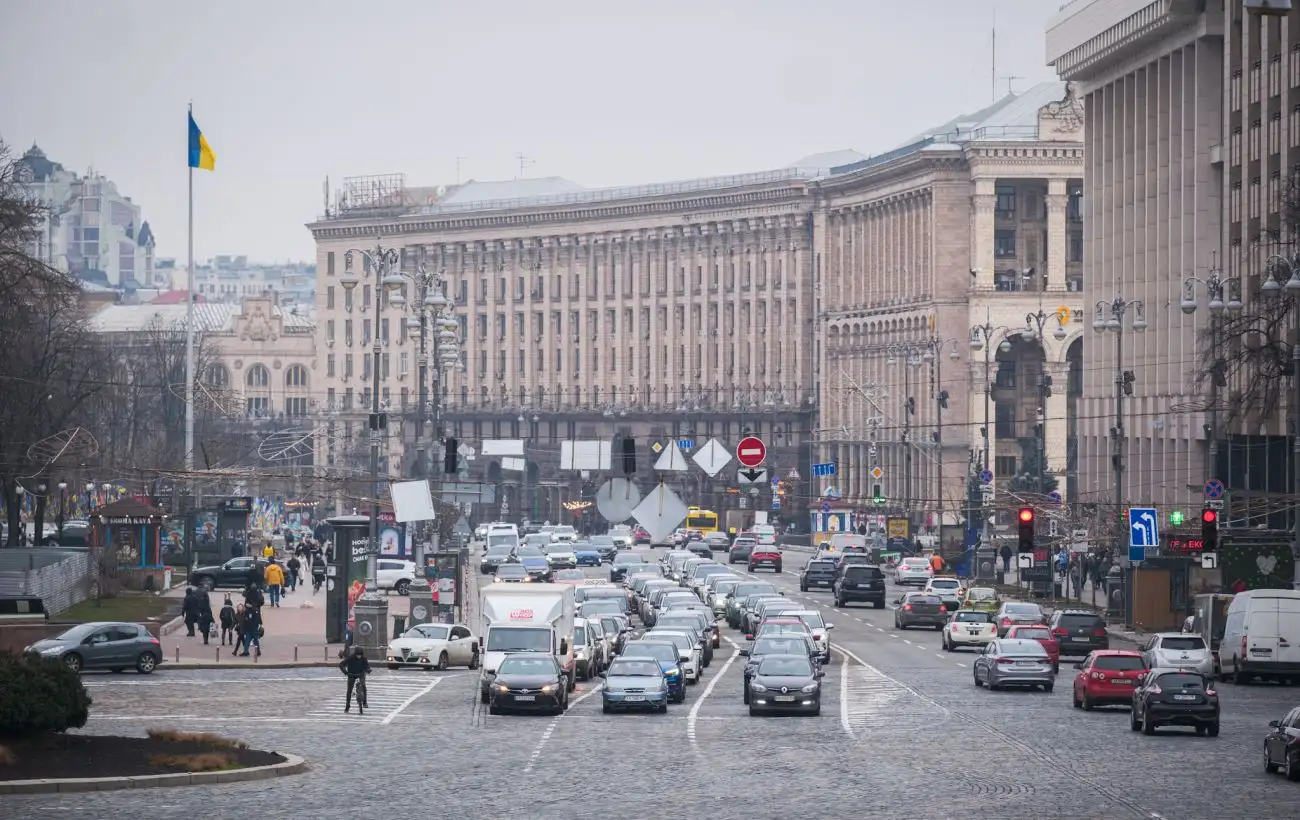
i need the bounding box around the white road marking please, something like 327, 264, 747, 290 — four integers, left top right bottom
955, 662, 967, 667
688, 636, 741, 752
523, 682, 603, 774
839, 652, 852, 737
382, 679, 440, 725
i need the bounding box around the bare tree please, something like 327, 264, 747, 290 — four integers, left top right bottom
0, 139, 107, 547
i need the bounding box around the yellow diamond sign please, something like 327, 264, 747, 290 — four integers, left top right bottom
870, 466, 884, 480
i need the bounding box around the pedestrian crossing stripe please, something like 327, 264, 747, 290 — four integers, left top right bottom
842, 666, 940, 729
306, 676, 443, 721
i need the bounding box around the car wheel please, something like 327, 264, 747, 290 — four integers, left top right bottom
742, 689, 750, 705
488, 703, 501, 716
1287, 752, 1300, 780
1082, 694, 1093, 711
1207, 723, 1220, 738
601, 701, 611, 714
1142, 713, 1156, 735
136, 652, 159, 674
1129, 709, 1141, 731
935, 624, 944, 632
834, 597, 844, 608
748, 705, 761, 716
942, 635, 951, 651
435, 651, 449, 671
480, 690, 490, 705
1072, 689, 1081, 708
657, 703, 669, 714
468, 650, 480, 670
395, 579, 411, 596
810, 705, 821, 717
1043, 683, 1053, 693
800, 585, 807, 592
62, 653, 83, 673
775, 566, 782, 573
973, 670, 983, 688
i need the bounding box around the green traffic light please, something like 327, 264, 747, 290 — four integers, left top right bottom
1169, 510, 1185, 525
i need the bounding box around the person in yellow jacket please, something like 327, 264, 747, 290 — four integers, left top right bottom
262, 541, 275, 560
264, 560, 286, 608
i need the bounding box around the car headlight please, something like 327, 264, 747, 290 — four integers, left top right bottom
540, 684, 557, 693
41, 646, 62, 655
492, 683, 510, 693
605, 688, 623, 695
750, 683, 768, 693
800, 683, 819, 693
664, 669, 680, 679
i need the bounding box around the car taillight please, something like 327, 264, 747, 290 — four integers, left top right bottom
1091, 628, 1107, 637
1205, 688, 1217, 696
1090, 672, 1105, 680
939, 605, 947, 613
1052, 627, 1069, 637
149, 636, 160, 645
996, 657, 1015, 664
1242, 635, 1248, 658
1001, 618, 1011, 626
903, 604, 912, 611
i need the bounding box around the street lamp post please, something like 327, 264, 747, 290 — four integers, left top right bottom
969, 316, 1013, 553
886, 344, 923, 513
920, 337, 961, 532
1023, 309, 1070, 496
56, 480, 67, 544
1093, 296, 1147, 629
1180, 266, 1242, 483
1258, 255, 1300, 584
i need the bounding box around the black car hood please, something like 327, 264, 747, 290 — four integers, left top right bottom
752, 673, 817, 689
493, 673, 561, 688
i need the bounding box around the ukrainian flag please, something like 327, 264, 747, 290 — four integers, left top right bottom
188, 112, 216, 171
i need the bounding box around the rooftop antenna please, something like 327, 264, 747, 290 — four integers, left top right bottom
323, 176, 330, 217
515, 153, 535, 179
990, 3, 997, 103
455, 156, 468, 185
998, 75, 1024, 96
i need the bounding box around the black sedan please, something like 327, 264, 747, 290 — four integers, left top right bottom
740, 635, 819, 704
487, 652, 570, 715
610, 554, 648, 582
747, 654, 824, 716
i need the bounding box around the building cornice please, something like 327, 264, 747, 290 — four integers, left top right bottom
1048, 0, 1210, 82
813, 151, 967, 199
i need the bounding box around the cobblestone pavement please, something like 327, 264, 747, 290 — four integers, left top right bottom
8, 547, 1298, 820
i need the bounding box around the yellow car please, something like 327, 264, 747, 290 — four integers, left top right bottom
961, 586, 1001, 612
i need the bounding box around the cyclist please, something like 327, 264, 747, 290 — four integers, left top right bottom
339, 645, 371, 714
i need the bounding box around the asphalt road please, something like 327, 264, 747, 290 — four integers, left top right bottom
8, 546, 1299, 820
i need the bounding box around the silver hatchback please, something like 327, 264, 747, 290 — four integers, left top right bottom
1140, 632, 1215, 677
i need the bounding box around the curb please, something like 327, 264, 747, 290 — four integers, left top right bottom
159, 615, 186, 637
162, 661, 337, 670
0, 753, 307, 795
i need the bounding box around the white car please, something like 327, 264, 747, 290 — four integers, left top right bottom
942, 611, 998, 652
649, 630, 703, 683
786, 609, 834, 663
377, 559, 418, 595
1139, 632, 1215, 677
895, 557, 934, 587
545, 544, 578, 568
924, 577, 964, 608
551, 526, 578, 543
608, 525, 634, 549
386, 622, 479, 670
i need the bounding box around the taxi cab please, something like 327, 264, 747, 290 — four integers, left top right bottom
961, 586, 1002, 612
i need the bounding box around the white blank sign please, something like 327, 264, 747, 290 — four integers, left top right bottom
501, 457, 526, 472
390, 479, 435, 523
482, 439, 524, 456
560, 440, 611, 471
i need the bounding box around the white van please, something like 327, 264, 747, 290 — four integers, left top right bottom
1220, 589, 1300, 683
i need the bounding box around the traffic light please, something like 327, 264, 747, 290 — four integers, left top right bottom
621, 437, 637, 475
1017, 507, 1035, 552
1201, 507, 1219, 552
443, 437, 458, 475
871, 483, 885, 505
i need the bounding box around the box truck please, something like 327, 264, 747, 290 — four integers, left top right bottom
477, 583, 577, 701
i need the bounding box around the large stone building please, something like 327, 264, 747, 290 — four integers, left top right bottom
817, 82, 1087, 538
308, 172, 820, 521
1047, 0, 1289, 524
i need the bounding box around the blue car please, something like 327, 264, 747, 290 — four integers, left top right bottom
575, 549, 602, 567
620, 641, 686, 703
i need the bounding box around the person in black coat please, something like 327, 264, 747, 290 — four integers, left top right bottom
181, 588, 200, 637
196, 593, 215, 645
218, 596, 237, 646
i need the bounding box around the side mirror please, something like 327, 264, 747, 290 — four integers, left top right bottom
815, 670, 825, 678
825, 623, 835, 630
738, 648, 749, 656
1073, 663, 1083, 670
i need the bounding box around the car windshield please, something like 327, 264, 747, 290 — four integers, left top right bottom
54, 623, 98, 642
651, 633, 692, 653
1002, 641, 1047, 657
1159, 637, 1207, 651
614, 554, 644, 566
715, 580, 740, 594
487, 535, 516, 549
624, 643, 677, 663
601, 617, 622, 633
903, 558, 929, 568
589, 536, 615, 546
734, 583, 775, 597
496, 565, 526, 577
1094, 655, 1147, 671
967, 588, 996, 600
758, 623, 809, 637
484, 628, 551, 653
405, 625, 450, 640
609, 661, 660, 677
758, 657, 813, 676
554, 569, 585, 581
1005, 604, 1041, 615
497, 657, 556, 675
1155, 672, 1206, 689
1011, 627, 1050, 640
581, 601, 622, 616
954, 612, 993, 623
516, 546, 543, 558
753, 638, 809, 655
794, 612, 825, 629
930, 579, 960, 589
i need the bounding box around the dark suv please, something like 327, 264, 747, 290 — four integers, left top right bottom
834, 553, 872, 577
189, 557, 268, 591
1131, 669, 1220, 736
833, 564, 886, 609
1048, 609, 1110, 657
800, 559, 838, 591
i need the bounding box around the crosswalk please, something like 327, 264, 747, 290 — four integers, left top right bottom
841, 664, 944, 733
305, 676, 443, 723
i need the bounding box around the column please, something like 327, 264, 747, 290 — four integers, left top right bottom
1043, 361, 1070, 490
1045, 178, 1068, 292
971, 179, 997, 290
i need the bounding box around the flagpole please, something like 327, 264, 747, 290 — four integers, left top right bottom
184, 104, 196, 484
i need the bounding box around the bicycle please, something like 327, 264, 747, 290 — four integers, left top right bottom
355, 676, 368, 710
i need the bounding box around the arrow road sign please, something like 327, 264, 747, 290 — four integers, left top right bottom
1017, 553, 1034, 569
1201, 552, 1218, 569
736, 436, 766, 468
1128, 506, 1159, 552
691, 438, 732, 478
737, 467, 768, 486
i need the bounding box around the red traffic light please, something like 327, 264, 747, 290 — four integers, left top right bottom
1202, 509, 1218, 524
1018, 507, 1034, 523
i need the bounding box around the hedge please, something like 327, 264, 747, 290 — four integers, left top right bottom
0, 651, 92, 740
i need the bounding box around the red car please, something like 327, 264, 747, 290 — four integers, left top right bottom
748, 548, 783, 573
1072, 650, 1148, 710
1005, 625, 1061, 672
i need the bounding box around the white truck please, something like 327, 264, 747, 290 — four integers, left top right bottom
477, 583, 577, 702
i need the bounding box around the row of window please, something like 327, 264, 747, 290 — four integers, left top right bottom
244, 397, 310, 417
994, 184, 1084, 221
208, 363, 309, 389
993, 229, 1084, 264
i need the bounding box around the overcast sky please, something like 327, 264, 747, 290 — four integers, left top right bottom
0, 0, 1059, 265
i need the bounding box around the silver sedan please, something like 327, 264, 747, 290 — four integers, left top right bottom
972, 639, 1055, 692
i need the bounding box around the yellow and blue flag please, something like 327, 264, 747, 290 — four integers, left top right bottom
188, 112, 216, 171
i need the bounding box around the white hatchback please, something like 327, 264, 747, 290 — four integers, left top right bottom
895, 557, 934, 586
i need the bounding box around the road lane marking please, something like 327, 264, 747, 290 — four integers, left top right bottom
955, 662, 967, 667
382, 679, 440, 725
839, 652, 852, 737
688, 636, 741, 753
523, 681, 603, 774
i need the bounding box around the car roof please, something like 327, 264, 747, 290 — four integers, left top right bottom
998, 639, 1047, 650
760, 617, 806, 625
1148, 666, 1208, 676
500, 651, 555, 661
1151, 631, 1195, 638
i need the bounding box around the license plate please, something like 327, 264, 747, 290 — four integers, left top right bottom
1014, 662, 1038, 667
775, 695, 796, 702
1111, 679, 1134, 685
967, 629, 981, 634
1173, 694, 1196, 701
514, 695, 536, 701
817, 580, 830, 585
622, 695, 645, 702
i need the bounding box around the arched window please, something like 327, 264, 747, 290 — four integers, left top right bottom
284, 364, 309, 388
205, 364, 230, 388
246, 364, 270, 388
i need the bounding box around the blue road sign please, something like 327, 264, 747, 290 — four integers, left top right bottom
821, 500, 831, 513
1048, 490, 1062, 504
677, 439, 694, 450
1128, 507, 1159, 550
979, 469, 994, 484
771, 500, 781, 510
812, 462, 838, 477
1204, 479, 1225, 500
1128, 544, 1146, 563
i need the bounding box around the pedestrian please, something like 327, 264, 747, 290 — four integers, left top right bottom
181, 587, 200, 637
243, 579, 265, 610
196, 592, 215, 645
219, 596, 237, 645
286, 554, 301, 593
262, 540, 275, 560
240, 605, 262, 657
999, 543, 1012, 574
231, 603, 246, 656
264, 559, 285, 607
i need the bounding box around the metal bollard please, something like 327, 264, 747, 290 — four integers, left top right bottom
215, 647, 221, 663
294, 646, 299, 662
175, 646, 180, 663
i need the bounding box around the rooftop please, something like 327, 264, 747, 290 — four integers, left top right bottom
87, 300, 315, 334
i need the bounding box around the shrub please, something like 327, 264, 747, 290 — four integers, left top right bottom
146, 728, 247, 750
0, 651, 92, 740
147, 752, 236, 772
